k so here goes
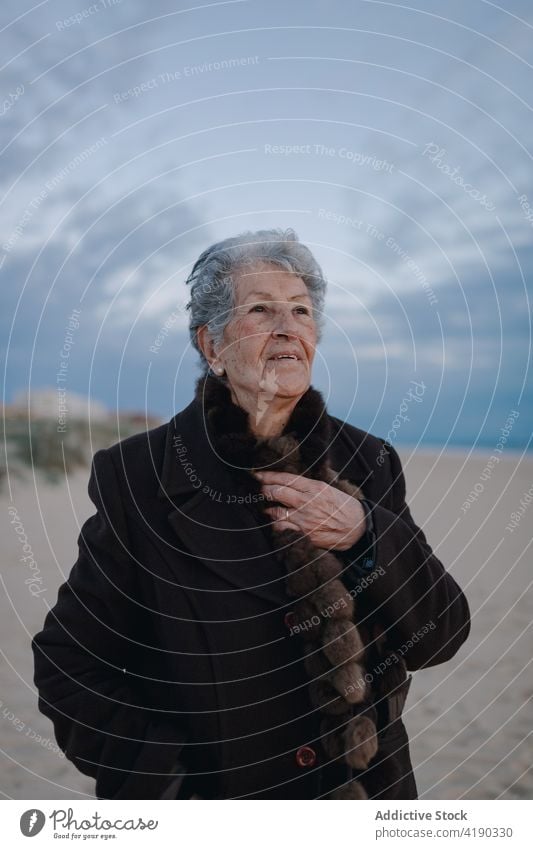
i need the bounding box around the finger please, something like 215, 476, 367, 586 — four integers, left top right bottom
261, 483, 305, 508
253, 470, 314, 492
272, 522, 302, 533
267, 513, 302, 533
264, 505, 302, 523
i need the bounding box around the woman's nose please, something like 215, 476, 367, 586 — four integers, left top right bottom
272, 325, 298, 339
271, 306, 299, 337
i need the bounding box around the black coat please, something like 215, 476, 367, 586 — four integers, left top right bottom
32, 391, 470, 800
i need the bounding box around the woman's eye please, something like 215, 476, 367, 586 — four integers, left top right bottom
248, 304, 309, 314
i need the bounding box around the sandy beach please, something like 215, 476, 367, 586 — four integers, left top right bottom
1, 446, 531, 800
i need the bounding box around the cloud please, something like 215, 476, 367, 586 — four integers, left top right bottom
1, 0, 531, 447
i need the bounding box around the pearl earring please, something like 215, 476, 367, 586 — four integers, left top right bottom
213, 364, 224, 376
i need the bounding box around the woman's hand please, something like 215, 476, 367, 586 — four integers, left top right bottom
254, 470, 367, 551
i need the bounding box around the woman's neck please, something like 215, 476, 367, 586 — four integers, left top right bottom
228, 384, 304, 439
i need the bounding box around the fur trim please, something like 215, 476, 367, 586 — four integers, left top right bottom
196, 374, 402, 800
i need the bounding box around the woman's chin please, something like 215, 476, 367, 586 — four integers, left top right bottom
252, 360, 311, 401
264, 375, 310, 399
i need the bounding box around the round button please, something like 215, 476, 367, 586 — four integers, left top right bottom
295, 746, 317, 768
284, 611, 297, 629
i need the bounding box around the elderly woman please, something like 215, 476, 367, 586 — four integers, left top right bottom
33, 228, 470, 800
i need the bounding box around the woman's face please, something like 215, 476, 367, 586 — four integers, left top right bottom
212, 261, 318, 404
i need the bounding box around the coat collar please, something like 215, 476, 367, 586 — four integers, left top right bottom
158, 376, 374, 497
156, 375, 373, 605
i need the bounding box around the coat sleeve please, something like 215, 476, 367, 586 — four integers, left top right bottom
31, 448, 190, 800
347, 441, 471, 670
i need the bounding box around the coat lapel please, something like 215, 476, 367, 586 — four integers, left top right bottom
326, 417, 376, 492
157, 398, 289, 606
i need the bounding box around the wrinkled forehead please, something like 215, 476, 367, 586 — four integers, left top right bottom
232, 261, 311, 304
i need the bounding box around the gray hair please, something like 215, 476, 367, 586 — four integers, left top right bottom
185, 228, 327, 371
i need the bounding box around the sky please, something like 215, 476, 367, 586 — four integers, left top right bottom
1, 0, 532, 451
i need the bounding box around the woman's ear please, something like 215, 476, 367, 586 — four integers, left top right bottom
196, 325, 217, 367
197, 326, 225, 375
